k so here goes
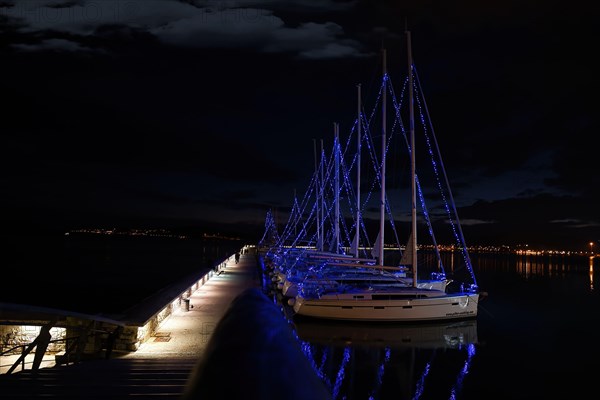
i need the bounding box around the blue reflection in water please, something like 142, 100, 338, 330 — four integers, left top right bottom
319, 348, 329, 376
333, 347, 351, 399
301, 342, 328, 384
369, 348, 392, 400
413, 361, 432, 400
449, 343, 477, 400
298, 329, 477, 400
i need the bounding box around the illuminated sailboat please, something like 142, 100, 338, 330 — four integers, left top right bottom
292, 30, 482, 322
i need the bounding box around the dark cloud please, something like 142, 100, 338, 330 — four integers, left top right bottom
458, 194, 600, 249
0, 0, 367, 58
1, 1, 598, 248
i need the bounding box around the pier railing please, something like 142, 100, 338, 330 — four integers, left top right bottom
1, 248, 247, 375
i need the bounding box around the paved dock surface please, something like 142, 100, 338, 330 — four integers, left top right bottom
125, 252, 261, 359
0, 252, 263, 399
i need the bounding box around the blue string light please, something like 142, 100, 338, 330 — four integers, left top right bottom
262, 61, 478, 288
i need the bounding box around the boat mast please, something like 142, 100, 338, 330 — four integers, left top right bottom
334, 122, 340, 254
379, 48, 387, 265
354, 84, 362, 258
407, 30, 418, 287
320, 139, 325, 252
313, 139, 320, 251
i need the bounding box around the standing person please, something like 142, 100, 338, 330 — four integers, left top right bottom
105, 326, 123, 359
32, 324, 53, 370
235, 252, 240, 264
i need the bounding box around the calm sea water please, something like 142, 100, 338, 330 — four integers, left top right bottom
272, 252, 600, 400
0, 234, 242, 315
4, 238, 599, 398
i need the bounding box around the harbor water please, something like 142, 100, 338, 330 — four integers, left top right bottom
268, 251, 600, 400
0, 233, 242, 315
2, 236, 599, 399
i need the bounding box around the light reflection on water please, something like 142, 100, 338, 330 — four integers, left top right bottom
275, 252, 600, 400
420, 250, 594, 280
283, 307, 479, 400
590, 256, 595, 291
292, 320, 478, 400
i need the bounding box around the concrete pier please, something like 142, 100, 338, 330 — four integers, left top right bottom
123, 249, 263, 359
1, 249, 331, 399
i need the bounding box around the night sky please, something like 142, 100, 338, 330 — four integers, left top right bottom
1, 1, 598, 250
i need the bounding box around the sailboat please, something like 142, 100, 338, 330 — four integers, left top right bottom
292, 30, 482, 322
271, 125, 411, 300
276, 82, 444, 302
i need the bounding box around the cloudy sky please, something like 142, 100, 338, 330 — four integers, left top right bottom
1, 0, 598, 250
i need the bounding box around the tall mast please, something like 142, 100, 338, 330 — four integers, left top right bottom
407, 30, 418, 287
379, 48, 387, 265
320, 139, 325, 252
334, 122, 340, 254
313, 139, 320, 251
293, 188, 297, 238
354, 84, 362, 258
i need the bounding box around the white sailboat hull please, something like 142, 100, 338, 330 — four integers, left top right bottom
293, 290, 479, 322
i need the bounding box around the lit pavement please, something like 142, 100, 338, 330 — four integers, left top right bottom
124, 252, 262, 359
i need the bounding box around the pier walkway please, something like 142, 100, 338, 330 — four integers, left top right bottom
0, 251, 283, 399
122, 250, 262, 360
